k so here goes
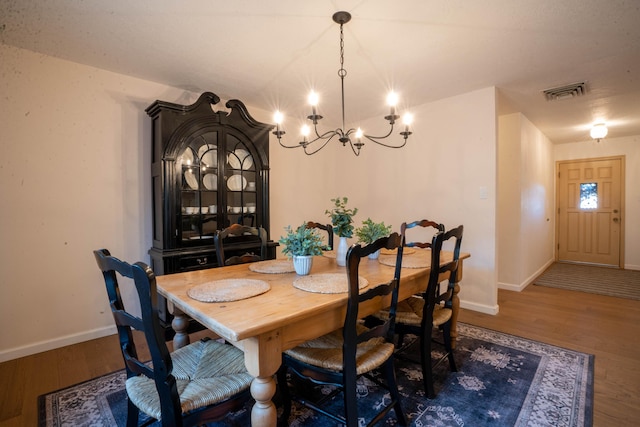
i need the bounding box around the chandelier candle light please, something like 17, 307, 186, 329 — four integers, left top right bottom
273, 11, 413, 156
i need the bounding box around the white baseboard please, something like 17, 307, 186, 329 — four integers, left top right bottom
624, 264, 640, 271
460, 299, 499, 315
497, 259, 555, 292
0, 325, 117, 363
497, 281, 526, 292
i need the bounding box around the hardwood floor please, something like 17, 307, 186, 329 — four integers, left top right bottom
1, 285, 639, 426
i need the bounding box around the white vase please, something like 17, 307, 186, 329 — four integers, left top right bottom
293, 255, 313, 275
336, 236, 348, 267
368, 249, 381, 260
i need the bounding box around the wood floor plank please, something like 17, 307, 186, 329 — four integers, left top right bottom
0, 360, 22, 421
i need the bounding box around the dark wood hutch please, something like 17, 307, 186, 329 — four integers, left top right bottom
146, 92, 277, 324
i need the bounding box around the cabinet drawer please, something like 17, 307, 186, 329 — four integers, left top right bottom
178, 253, 217, 271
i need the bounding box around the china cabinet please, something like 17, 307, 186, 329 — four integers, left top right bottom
146, 92, 276, 324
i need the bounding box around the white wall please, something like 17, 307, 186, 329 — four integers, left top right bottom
0, 44, 193, 360
498, 114, 522, 286
0, 43, 499, 362
555, 135, 640, 270
497, 113, 555, 291
270, 87, 499, 314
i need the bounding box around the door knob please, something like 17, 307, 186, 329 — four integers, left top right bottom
613, 218, 619, 223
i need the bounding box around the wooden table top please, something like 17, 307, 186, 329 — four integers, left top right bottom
156, 252, 469, 345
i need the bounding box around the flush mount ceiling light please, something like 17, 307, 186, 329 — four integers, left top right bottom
590, 123, 608, 142
272, 11, 413, 156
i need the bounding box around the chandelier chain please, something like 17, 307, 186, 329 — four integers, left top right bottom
339, 23, 346, 77
338, 22, 347, 136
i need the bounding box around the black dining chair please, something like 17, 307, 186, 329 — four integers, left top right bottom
305, 221, 334, 250
394, 225, 464, 398
214, 223, 267, 266
393, 219, 444, 345
93, 249, 252, 426
276, 233, 408, 427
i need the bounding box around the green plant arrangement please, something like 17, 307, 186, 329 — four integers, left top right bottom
279, 223, 326, 257
355, 218, 393, 244
325, 197, 358, 238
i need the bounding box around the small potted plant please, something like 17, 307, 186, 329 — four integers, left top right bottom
355, 218, 393, 259
325, 197, 358, 266
279, 223, 325, 275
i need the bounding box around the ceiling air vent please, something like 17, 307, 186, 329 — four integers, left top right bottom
542, 82, 587, 101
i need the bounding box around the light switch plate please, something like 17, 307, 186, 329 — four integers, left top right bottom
479, 186, 488, 199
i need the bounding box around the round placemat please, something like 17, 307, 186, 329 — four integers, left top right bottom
249, 259, 295, 274
293, 273, 368, 294
187, 279, 270, 302
380, 247, 416, 255
378, 249, 431, 268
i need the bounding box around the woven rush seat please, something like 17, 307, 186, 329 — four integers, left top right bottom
126, 340, 253, 420
380, 296, 452, 327
284, 324, 395, 375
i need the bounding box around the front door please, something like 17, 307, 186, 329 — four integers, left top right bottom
557, 156, 624, 267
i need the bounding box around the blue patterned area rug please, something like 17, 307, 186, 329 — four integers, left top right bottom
38, 323, 593, 426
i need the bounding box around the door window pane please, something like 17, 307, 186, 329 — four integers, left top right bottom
580, 183, 598, 209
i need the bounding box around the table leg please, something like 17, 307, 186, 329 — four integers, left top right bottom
242, 331, 282, 427
170, 306, 191, 350
250, 376, 277, 426
450, 282, 460, 350
450, 258, 466, 350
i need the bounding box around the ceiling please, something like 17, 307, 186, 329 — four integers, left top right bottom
2, 0, 640, 144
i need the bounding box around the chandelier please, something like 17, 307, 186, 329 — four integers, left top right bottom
272, 11, 413, 156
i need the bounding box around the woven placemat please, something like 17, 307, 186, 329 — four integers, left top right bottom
379, 249, 431, 268
293, 273, 368, 294
187, 279, 270, 302
248, 259, 295, 274
380, 247, 416, 255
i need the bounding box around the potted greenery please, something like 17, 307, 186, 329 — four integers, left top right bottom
325, 197, 358, 266
355, 218, 393, 259
279, 223, 325, 275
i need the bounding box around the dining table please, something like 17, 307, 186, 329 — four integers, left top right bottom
156, 250, 470, 427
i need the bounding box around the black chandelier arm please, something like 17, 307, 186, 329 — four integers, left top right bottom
362, 134, 410, 149
271, 131, 337, 155
348, 140, 363, 156
363, 134, 409, 149
273, 131, 303, 150
361, 122, 412, 149
363, 123, 394, 140
277, 139, 307, 150
312, 125, 343, 142
303, 134, 336, 155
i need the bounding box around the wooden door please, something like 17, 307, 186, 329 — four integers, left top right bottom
557, 157, 624, 267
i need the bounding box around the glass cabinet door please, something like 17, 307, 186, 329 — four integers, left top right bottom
178, 131, 219, 243
175, 131, 260, 245
224, 134, 258, 228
